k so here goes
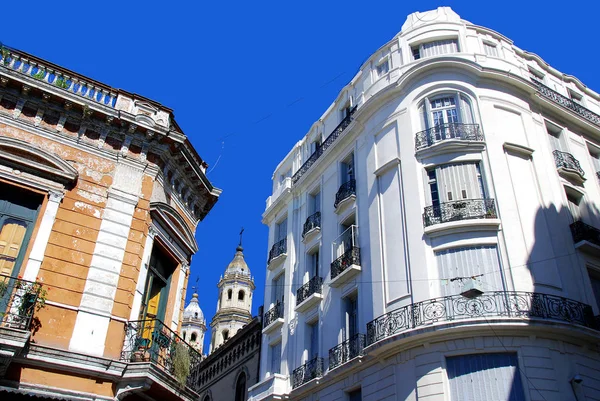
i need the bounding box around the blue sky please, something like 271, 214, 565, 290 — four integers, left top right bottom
4, 0, 599, 351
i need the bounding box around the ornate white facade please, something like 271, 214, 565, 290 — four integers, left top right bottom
251, 7, 600, 401
210, 245, 256, 353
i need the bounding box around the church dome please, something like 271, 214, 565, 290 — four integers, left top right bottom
183, 292, 205, 325
225, 245, 251, 277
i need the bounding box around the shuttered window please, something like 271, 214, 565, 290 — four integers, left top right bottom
419, 39, 459, 58
446, 353, 526, 401
270, 342, 281, 375
435, 246, 504, 297
428, 162, 485, 204
483, 42, 499, 57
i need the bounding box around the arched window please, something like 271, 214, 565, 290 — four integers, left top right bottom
417, 93, 475, 148
235, 372, 247, 401
238, 290, 245, 301
227, 289, 232, 300
182, 331, 186, 340
191, 332, 197, 342
223, 330, 229, 341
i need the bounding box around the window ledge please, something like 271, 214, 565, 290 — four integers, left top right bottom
295, 293, 323, 314
557, 167, 586, 186
302, 227, 321, 244
330, 264, 361, 288
262, 318, 284, 334
424, 218, 501, 238
267, 253, 287, 271
334, 195, 356, 215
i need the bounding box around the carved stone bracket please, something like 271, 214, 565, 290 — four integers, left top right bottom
120, 135, 132, 157
48, 189, 65, 203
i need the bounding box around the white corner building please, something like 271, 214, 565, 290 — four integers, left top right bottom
250, 7, 600, 401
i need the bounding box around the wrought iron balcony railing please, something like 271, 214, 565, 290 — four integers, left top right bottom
121, 318, 202, 391
296, 276, 323, 305
328, 333, 366, 370
292, 106, 357, 184
553, 150, 585, 177
331, 247, 361, 280
570, 220, 600, 248
415, 123, 483, 151
292, 356, 324, 388
302, 211, 321, 239
0, 274, 43, 331
267, 238, 287, 265
263, 301, 284, 328
366, 291, 597, 346
334, 179, 356, 209
534, 80, 600, 127
423, 198, 497, 227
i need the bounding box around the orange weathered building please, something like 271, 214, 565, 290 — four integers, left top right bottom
0, 45, 220, 401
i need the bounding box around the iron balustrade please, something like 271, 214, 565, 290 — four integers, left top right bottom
328, 333, 366, 370
263, 301, 283, 328
331, 247, 361, 280
415, 123, 483, 151
423, 198, 497, 227
267, 238, 287, 265
0, 274, 43, 331
302, 212, 321, 238
334, 179, 356, 209
292, 357, 324, 388
296, 276, 323, 305
121, 318, 202, 391
366, 291, 597, 345
570, 220, 600, 248
534, 80, 600, 127
292, 106, 357, 184
553, 150, 585, 177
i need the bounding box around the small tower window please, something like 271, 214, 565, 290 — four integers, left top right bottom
228, 289, 232, 300
223, 330, 229, 341
238, 290, 245, 301
195, 312, 198, 318
191, 333, 197, 342
182, 331, 186, 340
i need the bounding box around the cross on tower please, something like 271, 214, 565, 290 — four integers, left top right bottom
239, 227, 244, 247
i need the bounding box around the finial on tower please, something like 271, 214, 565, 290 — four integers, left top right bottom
237, 227, 244, 252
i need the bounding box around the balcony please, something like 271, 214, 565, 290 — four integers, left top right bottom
292, 106, 357, 185
330, 225, 361, 287
0, 275, 43, 376
302, 211, 321, 243
267, 238, 287, 270
292, 357, 324, 389
121, 318, 202, 392
295, 276, 323, 313
328, 333, 366, 370
366, 291, 598, 346
570, 220, 600, 253
262, 302, 284, 334
334, 179, 356, 213
423, 198, 497, 229
265, 177, 292, 213
415, 123, 483, 152
534, 80, 600, 127
553, 150, 585, 184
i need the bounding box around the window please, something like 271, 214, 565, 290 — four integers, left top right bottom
191, 332, 197, 342
546, 122, 567, 152
376, 59, 389, 77
344, 294, 358, 339
0, 183, 43, 278
238, 290, 245, 301
483, 42, 499, 57
412, 39, 459, 60
279, 169, 291, 185
270, 342, 282, 375
309, 190, 321, 215
426, 162, 487, 207
222, 330, 229, 341
529, 67, 545, 83
342, 102, 353, 119
435, 246, 504, 297
235, 372, 247, 401
589, 147, 600, 174
182, 331, 186, 340
347, 388, 362, 401
140, 243, 177, 322
446, 354, 526, 401
227, 289, 233, 300
310, 138, 322, 155
308, 249, 320, 278
566, 190, 582, 223
418, 93, 474, 141
588, 269, 600, 312
341, 153, 355, 185
276, 218, 287, 242
272, 273, 285, 305
569, 89, 584, 105
307, 320, 319, 359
